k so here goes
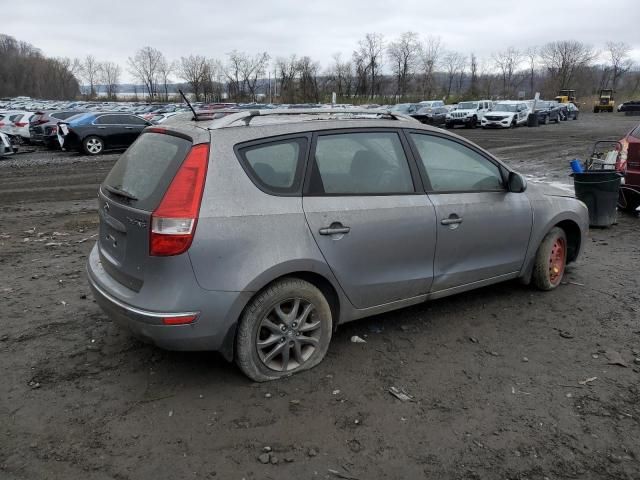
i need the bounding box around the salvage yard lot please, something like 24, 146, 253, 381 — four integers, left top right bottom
1, 113, 640, 479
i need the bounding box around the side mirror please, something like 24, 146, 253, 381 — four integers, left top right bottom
508, 172, 527, 193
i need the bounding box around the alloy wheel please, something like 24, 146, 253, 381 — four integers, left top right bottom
86, 138, 102, 154
256, 298, 321, 372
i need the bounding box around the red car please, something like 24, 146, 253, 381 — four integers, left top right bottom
619, 123, 640, 210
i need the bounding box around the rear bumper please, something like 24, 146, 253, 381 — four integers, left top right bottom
86, 244, 251, 355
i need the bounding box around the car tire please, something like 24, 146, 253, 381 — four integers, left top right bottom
82, 136, 104, 155
235, 278, 333, 382
532, 227, 568, 291
543, 115, 549, 125
510, 119, 516, 128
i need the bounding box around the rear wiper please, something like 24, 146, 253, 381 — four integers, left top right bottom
103, 184, 138, 201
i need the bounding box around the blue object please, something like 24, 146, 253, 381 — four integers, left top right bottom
570, 159, 584, 173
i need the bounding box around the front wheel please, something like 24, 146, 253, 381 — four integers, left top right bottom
82, 136, 104, 155
532, 227, 567, 291
235, 278, 333, 381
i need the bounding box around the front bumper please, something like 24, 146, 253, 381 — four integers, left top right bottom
446, 116, 474, 125
481, 118, 511, 128
86, 244, 251, 354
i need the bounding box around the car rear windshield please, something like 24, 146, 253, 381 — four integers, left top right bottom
103, 132, 193, 211
52, 111, 81, 120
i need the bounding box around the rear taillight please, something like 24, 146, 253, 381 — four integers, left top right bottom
15, 122, 27, 127
150, 143, 209, 256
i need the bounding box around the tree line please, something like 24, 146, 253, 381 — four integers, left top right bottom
0, 34, 80, 99
2, 31, 639, 104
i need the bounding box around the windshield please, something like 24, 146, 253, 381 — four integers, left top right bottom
493, 104, 518, 112
457, 102, 478, 110
390, 104, 412, 113
103, 132, 192, 210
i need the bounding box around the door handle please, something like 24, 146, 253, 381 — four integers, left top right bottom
440, 218, 462, 225
441, 215, 463, 226
319, 225, 350, 236
124, 126, 134, 129
97, 126, 106, 129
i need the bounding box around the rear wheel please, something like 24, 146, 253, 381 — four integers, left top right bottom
543, 115, 549, 125
83, 136, 104, 155
235, 278, 333, 382
532, 227, 567, 291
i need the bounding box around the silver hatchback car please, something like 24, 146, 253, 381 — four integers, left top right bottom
87, 109, 589, 381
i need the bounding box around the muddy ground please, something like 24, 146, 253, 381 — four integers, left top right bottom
1, 113, 639, 480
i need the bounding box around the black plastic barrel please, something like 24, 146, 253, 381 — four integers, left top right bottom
572, 171, 622, 227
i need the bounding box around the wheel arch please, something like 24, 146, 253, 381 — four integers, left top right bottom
220, 267, 345, 362
520, 215, 585, 285
555, 219, 581, 263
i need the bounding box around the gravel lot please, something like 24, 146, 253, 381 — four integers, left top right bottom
1, 113, 640, 480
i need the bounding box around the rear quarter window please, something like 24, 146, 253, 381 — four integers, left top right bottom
103, 132, 193, 210
236, 137, 307, 195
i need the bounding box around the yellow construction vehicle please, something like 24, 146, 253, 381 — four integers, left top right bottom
593, 89, 615, 113
555, 89, 576, 104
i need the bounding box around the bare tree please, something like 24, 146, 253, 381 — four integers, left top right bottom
418, 35, 442, 99
387, 31, 420, 99
224, 51, 270, 102
178, 55, 208, 101
157, 57, 176, 101
327, 53, 353, 99
605, 41, 633, 91
241, 52, 270, 102
539, 40, 595, 90
357, 33, 384, 98
524, 47, 538, 97
493, 47, 522, 97
442, 51, 465, 98
276, 55, 298, 103
128, 46, 164, 99
82, 55, 100, 98
297, 56, 320, 102
99, 61, 120, 100
468, 53, 479, 97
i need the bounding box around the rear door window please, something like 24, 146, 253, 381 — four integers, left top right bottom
103, 132, 193, 210
309, 131, 415, 195
237, 138, 307, 195
95, 115, 120, 125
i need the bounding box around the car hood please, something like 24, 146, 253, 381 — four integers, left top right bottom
526, 180, 575, 198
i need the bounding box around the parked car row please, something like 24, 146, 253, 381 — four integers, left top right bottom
0, 95, 582, 156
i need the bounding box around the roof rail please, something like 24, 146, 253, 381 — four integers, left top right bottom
206, 108, 418, 128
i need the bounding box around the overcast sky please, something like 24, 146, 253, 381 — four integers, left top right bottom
6, 0, 640, 82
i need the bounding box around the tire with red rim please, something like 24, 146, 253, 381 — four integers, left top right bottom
532, 227, 567, 290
